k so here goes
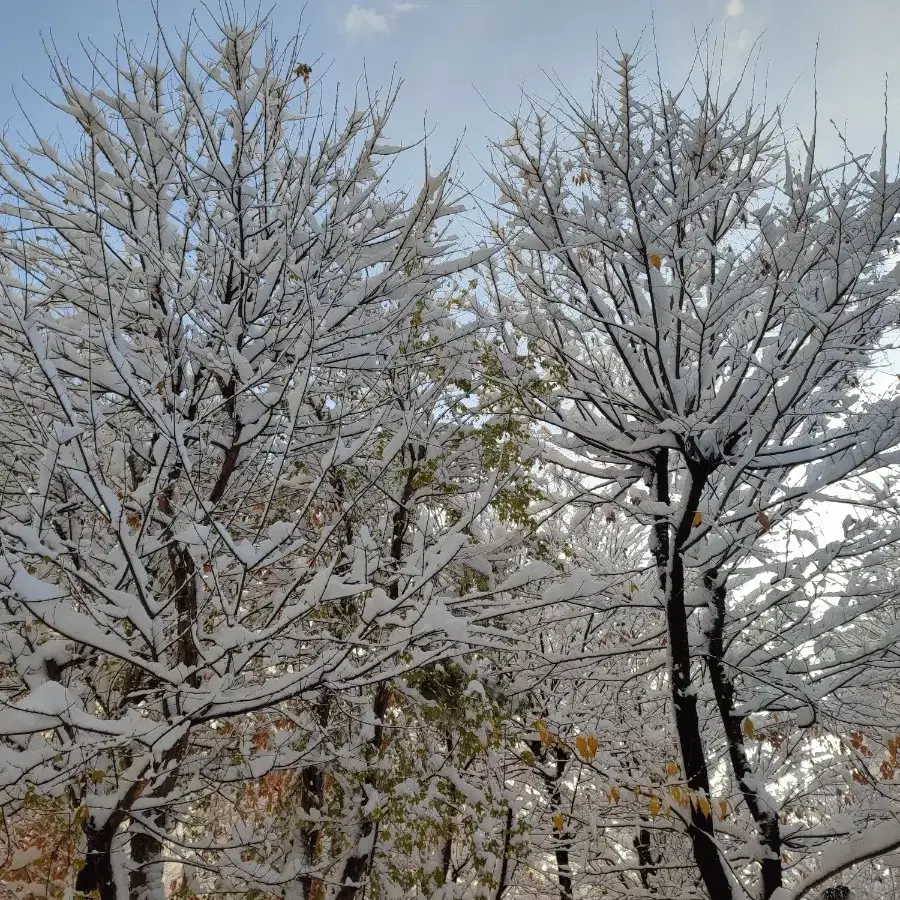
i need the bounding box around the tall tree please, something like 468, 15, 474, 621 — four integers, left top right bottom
486, 51, 900, 900
0, 10, 520, 900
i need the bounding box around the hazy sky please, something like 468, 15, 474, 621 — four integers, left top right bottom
1, 0, 899, 190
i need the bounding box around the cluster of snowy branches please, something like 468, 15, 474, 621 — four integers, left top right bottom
1, 9, 900, 900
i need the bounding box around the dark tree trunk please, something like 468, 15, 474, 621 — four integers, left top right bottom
654, 452, 734, 900
529, 735, 573, 900
128, 730, 192, 900
440, 829, 453, 887
334, 680, 391, 900
129, 828, 164, 900
76, 822, 118, 900
493, 804, 515, 900
551, 744, 574, 900
297, 693, 331, 900
634, 827, 657, 892
334, 465, 419, 900
706, 568, 783, 899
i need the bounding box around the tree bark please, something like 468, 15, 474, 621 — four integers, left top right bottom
654, 452, 734, 899
76, 822, 119, 900
440, 829, 453, 888
551, 744, 574, 900
633, 826, 657, 892
129, 827, 165, 900
528, 736, 573, 900
128, 733, 190, 900
706, 568, 783, 899
334, 461, 418, 899
125, 483, 197, 900
493, 804, 515, 900
296, 693, 331, 900
334, 680, 391, 900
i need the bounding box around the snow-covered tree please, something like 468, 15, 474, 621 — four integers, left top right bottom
486, 51, 900, 900
0, 10, 529, 900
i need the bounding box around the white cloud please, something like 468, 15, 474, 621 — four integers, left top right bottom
392, 2, 419, 11
343, 5, 389, 37
726, 0, 744, 16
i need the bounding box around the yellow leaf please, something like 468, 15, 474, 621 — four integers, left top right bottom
742, 718, 756, 738
649, 796, 662, 817
692, 511, 703, 527
575, 734, 598, 760
609, 786, 621, 804
665, 761, 679, 777
630, 582, 639, 593
650, 253, 662, 270
552, 813, 565, 831
719, 800, 729, 820
697, 796, 712, 817
88, 770, 105, 784
535, 720, 553, 746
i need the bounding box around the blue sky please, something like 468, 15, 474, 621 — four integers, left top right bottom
1, 0, 899, 189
